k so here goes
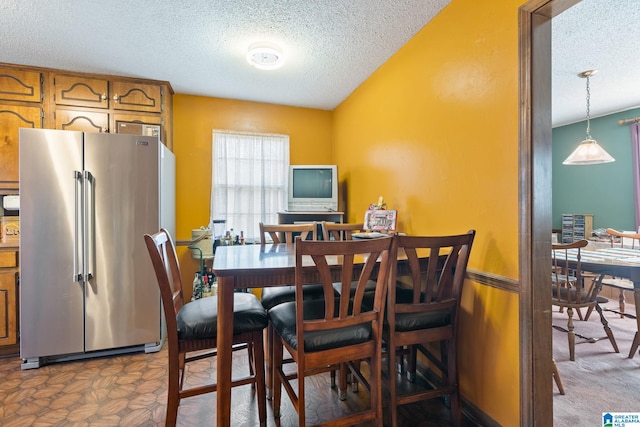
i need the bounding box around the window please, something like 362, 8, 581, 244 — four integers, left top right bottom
211, 130, 289, 241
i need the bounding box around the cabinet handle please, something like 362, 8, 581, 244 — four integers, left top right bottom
113, 94, 119, 103
101, 93, 107, 102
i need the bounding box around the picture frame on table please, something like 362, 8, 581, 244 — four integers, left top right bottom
364, 209, 397, 232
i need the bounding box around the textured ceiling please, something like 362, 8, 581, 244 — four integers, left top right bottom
552, 0, 640, 126
1, 1, 637, 126
0, 0, 449, 111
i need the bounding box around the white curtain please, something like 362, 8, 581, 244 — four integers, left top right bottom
211, 130, 289, 241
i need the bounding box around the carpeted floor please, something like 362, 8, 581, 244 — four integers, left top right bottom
552, 299, 640, 426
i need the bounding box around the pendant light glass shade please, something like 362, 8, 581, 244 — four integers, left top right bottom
562, 138, 615, 165
563, 70, 615, 165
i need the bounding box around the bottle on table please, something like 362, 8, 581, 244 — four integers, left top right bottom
202, 274, 210, 297
192, 272, 203, 301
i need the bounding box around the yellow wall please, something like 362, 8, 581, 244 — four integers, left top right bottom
172, 0, 526, 424
331, 0, 523, 424
172, 95, 333, 284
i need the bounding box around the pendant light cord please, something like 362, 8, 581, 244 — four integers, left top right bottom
585, 75, 592, 140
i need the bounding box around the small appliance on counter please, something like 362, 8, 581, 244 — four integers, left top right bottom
0, 195, 19, 243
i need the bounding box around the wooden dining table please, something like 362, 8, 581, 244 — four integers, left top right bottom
557, 245, 640, 359
211, 240, 425, 426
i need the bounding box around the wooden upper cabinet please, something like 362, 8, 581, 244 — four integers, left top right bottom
55, 109, 108, 133
111, 81, 162, 113
0, 62, 173, 191
0, 104, 42, 184
0, 68, 42, 103
53, 74, 109, 109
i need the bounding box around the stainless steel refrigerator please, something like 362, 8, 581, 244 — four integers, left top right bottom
19, 128, 175, 369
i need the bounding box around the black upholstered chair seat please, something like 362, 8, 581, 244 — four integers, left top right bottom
177, 293, 268, 340
261, 284, 329, 311
392, 310, 450, 332
332, 279, 377, 296
268, 299, 372, 352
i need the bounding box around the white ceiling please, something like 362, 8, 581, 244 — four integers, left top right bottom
552, 0, 640, 126
1, 0, 637, 127
0, 0, 449, 110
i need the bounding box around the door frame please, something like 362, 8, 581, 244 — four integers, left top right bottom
518, 0, 580, 425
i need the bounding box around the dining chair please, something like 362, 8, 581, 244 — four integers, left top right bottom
259, 222, 323, 311
269, 236, 394, 426
144, 228, 268, 427
321, 221, 372, 392
321, 220, 365, 241
384, 231, 475, 427
600, 228, 640, 318
258, 222, 331, 396
321, 221, 376, 294
551, 239, 619, 361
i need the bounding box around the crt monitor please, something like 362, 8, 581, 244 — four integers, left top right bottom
288, 165, 338, 211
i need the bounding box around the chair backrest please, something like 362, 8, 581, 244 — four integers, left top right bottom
321, 221, 365, 241
389, 230, 475, 330
606, 228, 640, 249
294, 236, 394, 342
259, 222, 316, 245
144, 228, 184, 341
551, 239, 602, 304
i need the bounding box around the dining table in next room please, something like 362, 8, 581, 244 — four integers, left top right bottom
555, 245, 640, 359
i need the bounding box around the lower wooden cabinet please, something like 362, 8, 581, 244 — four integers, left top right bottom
0, 246, 19, 355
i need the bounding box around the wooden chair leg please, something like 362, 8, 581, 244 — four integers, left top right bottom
388, 342, 399, 427
595, 303, 620, 353
567, 307, 576, 361
552, 358, 565, 395
272, 334, 283, 418
619, 289, 626, 318
338, 362, 348, 400
264, 325, 273, 399
445, 340, 462, 427
166, 354, 180, 427
251, 332, 267, 426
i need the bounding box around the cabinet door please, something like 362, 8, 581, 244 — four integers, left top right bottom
0, 250, 18, 347
114, 113, 161, 137
0, 104, 42, 183
0, 67, 42, 102
111, 81, 161, 113
53, 74, 109, 109
55, 109, 109, 132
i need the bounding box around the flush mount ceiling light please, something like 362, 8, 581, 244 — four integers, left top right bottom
563, 70, 615, 165
246, 42, 285, 70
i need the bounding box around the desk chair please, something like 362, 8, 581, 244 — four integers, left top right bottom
270, 236, 393, 426
552, 239, 619, 361
601, 228, 640, 318
384, 231, 475, 427
145, 228, 268, 427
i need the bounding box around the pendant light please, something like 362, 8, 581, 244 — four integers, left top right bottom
562, 70, 615, 165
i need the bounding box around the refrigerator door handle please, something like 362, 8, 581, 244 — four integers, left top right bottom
83, 170, 95, 282
74, 171, 83, 282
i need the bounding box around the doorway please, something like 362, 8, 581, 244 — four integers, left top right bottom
519, 0, 581, 425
